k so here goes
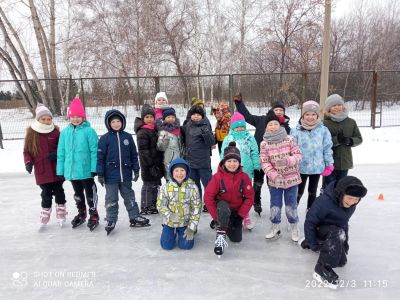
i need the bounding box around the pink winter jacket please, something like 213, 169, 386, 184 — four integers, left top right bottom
260, 135, 302, 189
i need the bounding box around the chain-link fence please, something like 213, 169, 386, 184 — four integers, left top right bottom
1, 71, 399, 141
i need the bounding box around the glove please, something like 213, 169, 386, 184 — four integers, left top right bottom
47, 151, 57, 161
98, 176, 105, 187
133, 170, 140, 182
275, 158, 287, 167
57, 175, 65, 181
169, 213, 180, 223
25, 163, 33, 174
183, 228, 195, 241
232, 93, 242, 102
91, 172, 97, 177
201, 127, 210, 134
337, 133, 353, 146
300, 239, 311, 250
321, 165, 334, 177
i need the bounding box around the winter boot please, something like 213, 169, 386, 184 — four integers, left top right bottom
105, 221, 116, 235
130, 215, 150, 227
71, 207, 87, 228
40, 208, 52, 226
87, 208, 99, 231
202, 205, 208, 213
265, 223, 281, 239
290, 223, 300, 242
210, 219, 217, 230
243, 213, 254, 230
214, 230, 228, 257
55, 204, 68, 227
313, 263, 339, 289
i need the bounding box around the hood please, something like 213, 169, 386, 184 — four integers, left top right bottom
104, 109, 126, 132
134, 117, 144, 133
334, 176, 367, 206
168, 158, 191, 182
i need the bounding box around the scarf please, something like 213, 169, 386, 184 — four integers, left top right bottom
142, 123, 155, 130
300, 118, 321, 131
216, 115, 230, 131
231, 129, 249, 140
31, 120, 55, 134
263, 126, 287, 143
154, 103, 171, 110
159, 119, 181, 136
328, 110, 349, 123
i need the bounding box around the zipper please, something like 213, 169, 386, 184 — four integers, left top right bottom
72, 127, 76, 178
117, 132, 123, 182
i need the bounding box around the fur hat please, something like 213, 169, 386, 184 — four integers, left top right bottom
335, 176, 368, 200
271, 101, 285, 112
230, 112, 246, 130
35, 103, 52, 120
325, 94, 345, 112
154, 92, 168, 104
162, 107, 176, 120
67, 98, 86, 119
222, 141, 241, 164
265, 109, 280, 126
188, 105, 205, 118
302, 100, 320, 117
141, 104, 155, 119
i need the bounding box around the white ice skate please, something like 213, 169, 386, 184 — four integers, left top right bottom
55, 204, 68, 227
265, 223, 281, 240
243, 213, 254, 231
39, 208, 52, 228
290, 223, 300, 242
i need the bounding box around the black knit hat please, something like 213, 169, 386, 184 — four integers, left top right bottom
141, 104, 155, 119
335, 176, 368, 200
162, 107, 176, 120
222, 141, 241, 164
265, 109, 280, 126
271, 101, 285, 112
188, 105, 205, 118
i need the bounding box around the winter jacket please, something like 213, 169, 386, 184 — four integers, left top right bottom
181, 118, 216, 169
260, 135, 302, 189
291, 122, 334, 174
304, 181, 356, 250
235, 100, 291, 148
23, 128, 63, 185
134, 117, 164, 182
57, 121, 98, 180
323, 116, 362, 170
220, 130, 260, 179
97, 110, 140, 184
204, 164, 254, 221
156, 159, 202, 231
157, 122, 184, 176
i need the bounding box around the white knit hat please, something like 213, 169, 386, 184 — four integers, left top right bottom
154, 92, 168, 104
35, 103, 52, 120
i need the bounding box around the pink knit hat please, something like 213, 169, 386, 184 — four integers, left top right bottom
230, 112, 246, 130
67, 98, 86, 119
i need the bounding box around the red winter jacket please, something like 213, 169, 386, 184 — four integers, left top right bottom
205, 164, 254, 221
23, 129, 62, 185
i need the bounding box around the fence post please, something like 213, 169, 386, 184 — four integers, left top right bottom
371, 71, 378, 129
0, 122, 4, 149
229, 74, 234, 112
80, 78, 85, 107
154, 76, 160, 94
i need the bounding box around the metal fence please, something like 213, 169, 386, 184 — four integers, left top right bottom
0, 71, 399, 141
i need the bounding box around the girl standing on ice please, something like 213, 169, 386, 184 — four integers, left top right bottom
57, 98, 100, 231
221, 112, 260, 230
322, 94, 363, 191
260, 110, 302, 242
23, 104, 67, 227
153, 92, 172, 127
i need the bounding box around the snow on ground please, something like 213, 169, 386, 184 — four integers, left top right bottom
0, 126, 400, 299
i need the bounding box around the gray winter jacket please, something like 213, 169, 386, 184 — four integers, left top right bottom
157, 130, 184, 176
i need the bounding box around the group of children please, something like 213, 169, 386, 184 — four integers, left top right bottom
24, 91, 366, 289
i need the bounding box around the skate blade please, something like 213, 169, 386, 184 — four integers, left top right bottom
57, 220, 66, 228
312, 272, 338, 290
38, 224, 47, 231
106, 230, 114, 236
130, 223, 151, 228
265, 232, 281, 240
88, 223, 99, 231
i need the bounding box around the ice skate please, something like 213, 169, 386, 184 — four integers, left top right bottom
140, 205, 159, 215
71, 207, 87, 228
210, 220, 217, 230
289, 223, 300, 242
202, 205, 208, 213
313, 263, 339, 290
243, 213, 254, 231
39, 208, 52, 228
130, 215, 150, 227
55, 204, 68, 227
214, 230, 228, 257
253, 201, 262, 216
105, 221, 116, 236
87, 208, 99, 231
265, 223, 281, 240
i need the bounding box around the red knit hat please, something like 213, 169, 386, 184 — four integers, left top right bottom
67, 98, 86, 119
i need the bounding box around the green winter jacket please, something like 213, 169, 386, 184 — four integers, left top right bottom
57, 121, 98, 180
323, 116, 362, 170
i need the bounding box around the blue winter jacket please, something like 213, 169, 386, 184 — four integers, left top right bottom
291, 122, 333, 174
97, 110, 140, 184
57, 121, 98, 180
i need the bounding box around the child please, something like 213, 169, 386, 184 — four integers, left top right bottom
205, 142, 254, 256
291, 101, 334, 210
181, 105, 216, 211
260, 110, 302, 242
97, 109, 150, 235
232, 94, 291, 215
23, 104, 67, 227
156, 158, 202, 250
156, 107, 184, 178
153, 92, 172, 127
134, 104, 164, 214
221, 112, 260, 230
212, 103, 231, 154
322, 94, 363, 190
301, 176, 367, 289
57, 98, 100, 230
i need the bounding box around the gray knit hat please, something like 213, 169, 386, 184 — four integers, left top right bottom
325, 94, 345, 112
302, 100, 320, 117
35, 103, 52, 120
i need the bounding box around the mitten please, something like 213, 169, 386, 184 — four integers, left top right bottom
98, 176, 105, 187
343, 136, 353, 146
91, 172, 97, 177
232, 93, 242, 102
321, 165, 334, 176
47, 151, 57, 161
25, 163, 33, 174
183, 228, 195, 241
300, 239, 311, 250
133, 170, 140, 182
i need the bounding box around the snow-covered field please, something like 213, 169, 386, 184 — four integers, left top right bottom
0, 107, 399, 299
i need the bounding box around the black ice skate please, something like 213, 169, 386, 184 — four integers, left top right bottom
130, 215, 150, 227
71, 207, 87, 228
210, 220, 217, 230
214, 230, 228, 258
253, 201, 262, 216
105, 221, 116, 236
313, 263, 339, 290
202, 205, 208, 213
140, 205, 159, 215
87, 208, 99, 231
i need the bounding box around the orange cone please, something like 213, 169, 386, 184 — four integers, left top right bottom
378, 193, 384, 201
